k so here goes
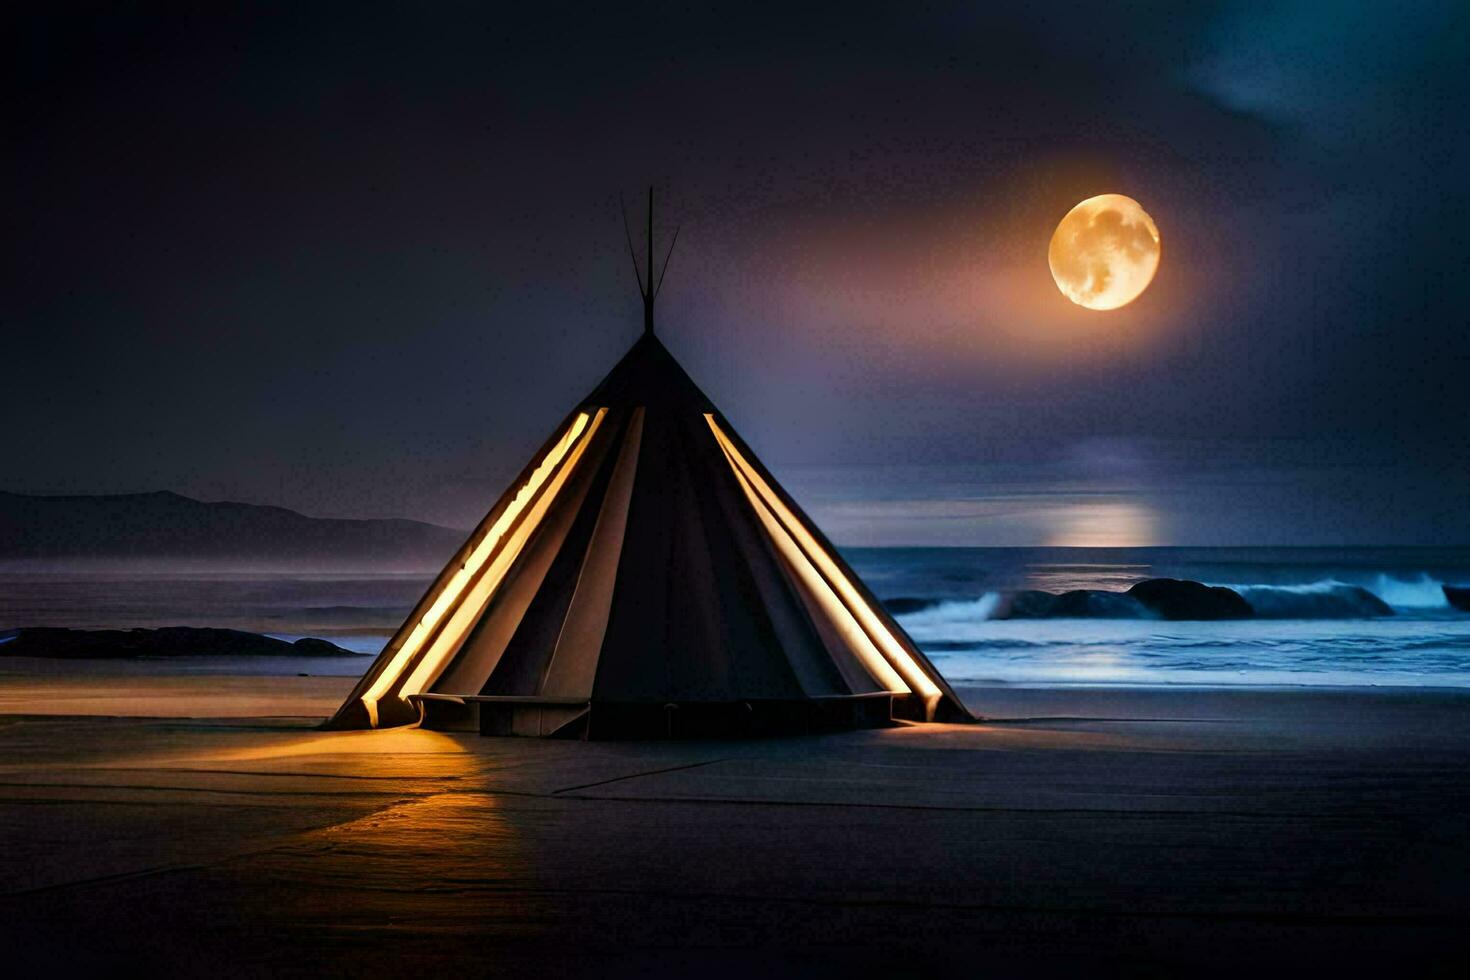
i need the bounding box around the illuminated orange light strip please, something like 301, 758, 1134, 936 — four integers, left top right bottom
360, 410, 601, 726
706, 414, 941, 701
396, 407, 607, 701
706, 415, 909, 695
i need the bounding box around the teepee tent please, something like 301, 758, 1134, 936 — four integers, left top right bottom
325, 192, 972, 738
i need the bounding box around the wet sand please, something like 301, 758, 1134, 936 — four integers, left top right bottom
1, 672, 1467, 977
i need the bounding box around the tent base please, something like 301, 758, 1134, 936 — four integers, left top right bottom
413, 693, 902, 739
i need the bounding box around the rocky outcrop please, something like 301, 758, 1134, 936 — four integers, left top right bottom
1126, 579, 1252, 620
0, 627, 354, 659
1003, 589, 1151, 619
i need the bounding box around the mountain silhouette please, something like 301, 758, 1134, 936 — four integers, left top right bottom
0, 490, 463, 565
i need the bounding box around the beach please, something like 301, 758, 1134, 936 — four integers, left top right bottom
2, 669, 1467, 977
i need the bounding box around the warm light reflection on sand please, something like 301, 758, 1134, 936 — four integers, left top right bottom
182, 735, 524, 937
117, 726, 477, 776
199, 728, 472, 764
310, 791, 513, 849
254, 789, 529, 946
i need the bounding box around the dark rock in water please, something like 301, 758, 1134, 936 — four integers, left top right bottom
983, 578, 1389, 621
1126, 579, 1252, 620
289, 636, 356, 656
1000, 589, 1149, 619
1001, 590, 1059, 618
880, 597, 943, 615
0, 627, 354, 659
1053, 589, 1151, 618
1002, 589, 1149, 619
1445, 585, 1470, 612
1240, 584, 1394, 619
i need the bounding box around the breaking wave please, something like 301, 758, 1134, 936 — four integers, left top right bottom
889, 594, 1004, 623
1232, 582, 1392, 618
1234, 575, 1453, 616
1368, 574, 1451, 609
886, 575, 1460, 623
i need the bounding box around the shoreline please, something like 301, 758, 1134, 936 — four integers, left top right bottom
8, 648, 1470, 688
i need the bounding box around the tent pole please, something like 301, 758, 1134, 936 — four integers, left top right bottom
644, 186, 655, 335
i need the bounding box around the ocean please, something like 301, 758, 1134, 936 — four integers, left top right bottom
3, 546, 1470, 687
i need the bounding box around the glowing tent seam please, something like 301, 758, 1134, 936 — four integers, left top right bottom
396, 407, 607, 701
706, 415, 910, 695
359, 410, 601, 726
706, 414, 941, 702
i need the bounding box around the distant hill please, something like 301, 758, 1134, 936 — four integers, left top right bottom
0, 490, 466, 565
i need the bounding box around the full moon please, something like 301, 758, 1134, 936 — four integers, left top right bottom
1048, 194, 1161, 310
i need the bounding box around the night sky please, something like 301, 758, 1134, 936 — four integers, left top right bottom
6, 2, 1468, 545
